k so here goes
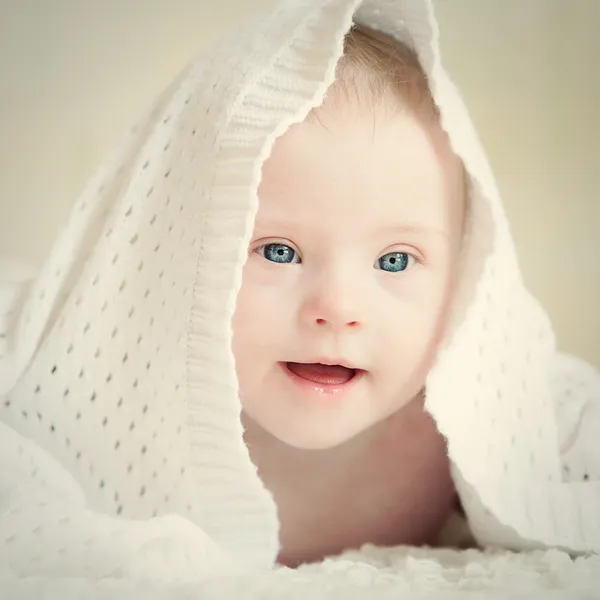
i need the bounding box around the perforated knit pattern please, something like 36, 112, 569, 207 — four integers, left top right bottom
0, 0, 598, 586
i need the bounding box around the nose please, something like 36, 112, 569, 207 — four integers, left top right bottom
299, 276, 362, 331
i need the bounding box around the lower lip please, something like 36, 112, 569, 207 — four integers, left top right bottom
279, 362, 365, 398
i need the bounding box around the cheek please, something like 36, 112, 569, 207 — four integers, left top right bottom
232, 266, 291, 358
383, 267, 452, 327
377, 272, 453, 376
232, 284, 263, 354
232, 283, 269, 398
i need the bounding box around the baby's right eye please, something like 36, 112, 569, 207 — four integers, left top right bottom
256, 243, 300, 264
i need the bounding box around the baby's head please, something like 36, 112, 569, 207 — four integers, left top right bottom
233, 25, 466, 450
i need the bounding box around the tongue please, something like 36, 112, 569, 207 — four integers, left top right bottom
286, 362, 355, 385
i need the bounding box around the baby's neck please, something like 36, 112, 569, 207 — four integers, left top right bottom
242, 394, 458, 567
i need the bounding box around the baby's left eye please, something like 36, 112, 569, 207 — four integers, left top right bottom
375, 252, 413, 273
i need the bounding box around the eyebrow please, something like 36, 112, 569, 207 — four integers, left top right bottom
253, 218, 297, 232
252, 219, 447, 240
375, 223, 448, 239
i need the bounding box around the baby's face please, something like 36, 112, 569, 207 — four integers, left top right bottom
233, 96, 465, 450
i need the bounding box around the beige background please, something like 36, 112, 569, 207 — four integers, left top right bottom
0, 0, 598, 364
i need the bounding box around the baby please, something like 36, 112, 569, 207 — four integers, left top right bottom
233, 25, 466, 566
2, 0, 596, 584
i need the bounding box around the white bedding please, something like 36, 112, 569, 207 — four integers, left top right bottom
2, 546, 598, 599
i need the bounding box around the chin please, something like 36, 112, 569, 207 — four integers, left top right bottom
269, 419, 368, 451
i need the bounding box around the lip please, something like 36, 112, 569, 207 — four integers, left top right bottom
311, 357, 359, 370
279, 361, 365, 398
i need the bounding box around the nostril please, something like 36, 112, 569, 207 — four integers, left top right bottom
314, 318, 358, 327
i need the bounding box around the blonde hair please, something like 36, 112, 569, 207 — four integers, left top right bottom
312, 24, 438, 120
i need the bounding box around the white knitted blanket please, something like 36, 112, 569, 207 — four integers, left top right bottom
1, 545, 598, 599
1, 0, 599, 596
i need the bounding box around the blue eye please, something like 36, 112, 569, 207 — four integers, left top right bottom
259, 243, 299, 264
376, 252, 411, 273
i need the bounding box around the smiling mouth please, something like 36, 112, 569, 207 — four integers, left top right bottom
284, 362, 359, 385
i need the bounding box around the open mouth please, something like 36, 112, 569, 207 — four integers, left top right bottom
283, 362, 361, 386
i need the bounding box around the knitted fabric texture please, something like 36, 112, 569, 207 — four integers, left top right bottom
1, 0, 599, 585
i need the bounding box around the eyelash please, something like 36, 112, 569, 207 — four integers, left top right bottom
252, 241, 423, 266
253, 241, 301, 258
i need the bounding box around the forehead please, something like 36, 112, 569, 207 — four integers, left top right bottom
257, 101, 464, 234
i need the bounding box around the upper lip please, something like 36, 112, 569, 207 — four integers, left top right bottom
285, 358, 361, 370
